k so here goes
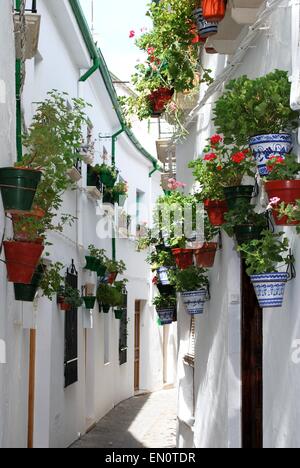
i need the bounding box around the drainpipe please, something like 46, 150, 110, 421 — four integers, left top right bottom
79, 57, 101, 82
149, 161, 159, 178
111, 125, 125, 261
15, 0, 22, 162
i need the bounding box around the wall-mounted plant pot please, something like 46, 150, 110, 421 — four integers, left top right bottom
156, 308, 175, 326
11, 206, 45, 242
96, 263, 107, 278
82, 296, 96, 310
156, 283, 176, 296
234, 225, 264, 246
202, 0, 226, 22
249, 133, 293, 177
250, 272, 288, 308
99, 170, 117, 188
87, 169, 100, 187
3, 241, 44, 284
172, 248, 194, 270
223, 185, 254, 211
181, 289, 208, 315
67, 167, 82, 183
14, 264, 44, 302
193, 8, 218, 38
102, 304, 111, 314
194, 243, 218, 268
114, 309, 125, 320
0, 168, 42, 213
108, 272, 118, 285
58, 298, 72, 312
265, 180, 300, 226
84, 256, 99, 272
157, 266, 173, 286
204, 199, 228, 226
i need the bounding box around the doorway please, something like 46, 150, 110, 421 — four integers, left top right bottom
134, 301, 141, 391
241, 261, 263, 448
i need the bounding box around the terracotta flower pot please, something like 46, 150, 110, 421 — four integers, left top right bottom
194, 243, 218, 268
57, 297, 72, 312
204, 199, 228, 226
3, 241, 44, 284
172, 248, 194, 270
265, 180, 300, 226
11, 206, 45, 242
108, 272, 118, 285
202, 0, 226, 23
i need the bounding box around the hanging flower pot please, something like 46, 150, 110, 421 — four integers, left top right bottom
0, 167, 42, 213
108, 272, 118, 285
234, 225, 264, 246
14, 264, 45, 302
202, 0, 226, 23
156, 308, 175, 326
57, 295, 72, 312
82, 296, 96, 310
3, 241, 44, 284
223, 185, 254, 211
114, 309, 125, 320
181, 289, 208, 315
149, 88, 174, 117
194, 243, 218, 268
193, 7, 218, 38
84, 256, 99, 272
157, 266, 173, 286
156, 282, 176, 296
172, 248, 194, 270
249, 134, 293, 177
265, 180, 300, 226
250, 272, 288, 308
99, 166, 118, 188
204, 199, 228, 226
102, 304, 111, 314
87, 170, 100, 187
11, 206, 45, 243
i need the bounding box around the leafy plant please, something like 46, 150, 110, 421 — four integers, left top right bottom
58, 284, 83, 308
97, 283, 124, 307
278, 201, 300, 233
213, 70, 299, 146
153, 294, 177, 309
93, 163, 118, 180
265, 154, 300, 181
238, 230, 291, 275
105, 259, 126, 275
39, 262, 64, 300
169, 266, 209, 292
147, 249, 176, 268
88, 245, 107, 264
223, 203, 268, 238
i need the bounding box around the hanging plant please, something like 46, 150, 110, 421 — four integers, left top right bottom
103, 181, 128, 206
223, 202, 268, 246
153, 294, 177, 325
92, 164, 118, 188
169, 266, 209, 315
57, 284, 83, 311
14, 263, 46, 302
97, 280, 127, 312
85, 245, 108, 277
82, 283, 96, 310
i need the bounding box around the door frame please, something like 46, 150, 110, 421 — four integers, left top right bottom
134, 301, 141, 392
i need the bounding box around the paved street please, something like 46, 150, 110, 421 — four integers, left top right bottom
72, 388, 177, 449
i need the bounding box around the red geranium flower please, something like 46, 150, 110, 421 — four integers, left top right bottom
232, 152, 246, 164
210, 134, 223, 146
147, 47, 155, 56
204, 153, 217, 161
217, 166, 222, 171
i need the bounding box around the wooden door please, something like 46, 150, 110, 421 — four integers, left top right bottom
241, 261, 263, 449
134, 301, 141, 391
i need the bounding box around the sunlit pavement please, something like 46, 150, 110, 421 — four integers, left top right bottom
71, 388, 177, 449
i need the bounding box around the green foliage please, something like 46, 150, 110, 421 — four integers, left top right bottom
238, 231, 291, 275
105, 259, 126, 275
59, 284, 83, 308
223, 203, 268, 238
147, 249, 175, 268
153, 294, 177, 309
169, 266, 209, 292
97, 283, 124, 307
265, 154, 300, 181
278, 200, 300, 233
88, 245, 107, 264
93, 163, 118, 180
189, 159, 225, 201
213, 70, 298, 146
39, 262, 64, 300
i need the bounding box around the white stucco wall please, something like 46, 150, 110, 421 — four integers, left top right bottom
176, 2, 300, 449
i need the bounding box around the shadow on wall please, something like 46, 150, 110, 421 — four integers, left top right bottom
70, 394, 151, 448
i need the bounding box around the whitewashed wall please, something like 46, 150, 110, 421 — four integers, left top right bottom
176, 3, 300, 449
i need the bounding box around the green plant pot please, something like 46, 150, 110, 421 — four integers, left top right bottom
82, 296, 96, 310
85, 256, 99, 272
97, 263, 107, 278
99, 171, 117, 188
0, 168, 42, 213
103, 191, 115, 205
87, 171, 99, 187
234, 225, 264, 246
102, 304, 111, 314
223, 185, 254, 211
14, 264, 45, 302
114, 309, 124, 320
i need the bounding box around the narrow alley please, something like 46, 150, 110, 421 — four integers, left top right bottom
72, 389, 177, 449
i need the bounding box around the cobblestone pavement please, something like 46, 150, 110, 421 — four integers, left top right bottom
72, 388, 177, 449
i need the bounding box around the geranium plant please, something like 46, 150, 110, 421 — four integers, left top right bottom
223, 203, 268, 238
169, 266, 209, 293
265, 154, 300, 180
153, 294, 177, 309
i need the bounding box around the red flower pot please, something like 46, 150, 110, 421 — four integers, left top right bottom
202, 0, 226, 23
149, 88, 174, 115
57, 296, 72, 312
3, 241, 44, 284
172, 248, 194, 270
194, 243, 218, 268
265, 180, 300, 226
204, 200, 228, 226
108, 272, 118, 285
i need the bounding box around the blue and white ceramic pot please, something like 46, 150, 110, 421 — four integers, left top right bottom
193, 8, 218, 38
156, 308, 175, 326
181, 289, 208, 315
157, 266, 172, 286
250, 272, 288, 309
249, 133, 293, 177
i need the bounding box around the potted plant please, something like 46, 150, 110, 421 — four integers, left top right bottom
104, 259, 126, 284
153, 294, 177, 325
147, 249, 176, 285
3, 239, 44, 284
85, 245, 108, 277
0, 167, 42, 213
264, 154, 300, 225
213, 70, 299, 176
223, 202, 268, 246
238, 231, 292, 308
278, 201, 300, 232
193, 5, 218, 38
57, 284, 83, 311
14, 263, 46, 302
38, 261, 64, 300
194, 214, 220, 268
93, 163, 118, 188
82, 283, 96, 310
97, 281, 125, 314
87, 165, 101, 188
202, 0, 226, 22
170, 266, 209, 315
103, 181, 128, 206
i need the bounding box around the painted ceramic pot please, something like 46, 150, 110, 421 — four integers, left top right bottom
250, 272, 288, 308
249, 133, 293, 177
181, 289, 208, 315
157, 266, 173, 286
193, 8, 218, 38
156, 308, 175, 325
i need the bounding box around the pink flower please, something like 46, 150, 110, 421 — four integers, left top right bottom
169, 102, 177, 112
150, 63, 158, 72
267, 197, 281, 211
147, 47, 155, 56
129, 30, 135, 39
167, 178, 186, 190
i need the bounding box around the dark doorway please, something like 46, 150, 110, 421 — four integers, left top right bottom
241, 261, 263, 449
134, 301, 141, 391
